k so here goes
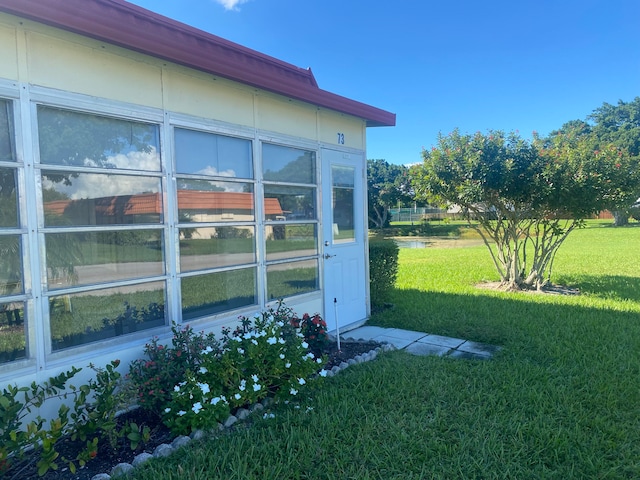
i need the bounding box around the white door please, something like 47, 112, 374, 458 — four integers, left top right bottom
321, 149, 367, 331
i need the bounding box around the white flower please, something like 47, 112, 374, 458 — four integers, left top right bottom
301, 341, 309, 349
316, 358, 323, 364
263, 413, 275, 419
174, 385, 181, 392
177, 410, 186, 416
211, 396, 221, 405
268, 315, 274, 322
199, 366, 208, 374
319, 369, 328, 377
306, 353, 315, 359
278, 338, 285, 344
198, 382, 210, 395
251, 374, 259, 383
239, 379, 246, 391
192, 402, 203, 414
201, 346, 213, 355
234, 393, 242, 400
237, 348, 245, 355
298, 378, 306, 385
164, 407, 171, 413
251, 339, 258, 345
279, 353, 285, 359
267, 337, 277, 345
285, 362, 291, 368
253, 383, 261, 392
290, 388, 298, 396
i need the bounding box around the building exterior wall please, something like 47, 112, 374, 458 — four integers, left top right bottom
0, 11, 368, 390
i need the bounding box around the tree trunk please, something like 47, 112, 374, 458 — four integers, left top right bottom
612, 210, 629, 226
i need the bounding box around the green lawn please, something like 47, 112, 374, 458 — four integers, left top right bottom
130, 222, 640, 479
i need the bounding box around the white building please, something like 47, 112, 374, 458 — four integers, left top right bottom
0, 0, 395, 388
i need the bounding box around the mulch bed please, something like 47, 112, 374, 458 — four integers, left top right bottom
11, 340, 382, 480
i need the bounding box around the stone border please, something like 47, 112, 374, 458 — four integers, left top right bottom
89, 342, 392, 479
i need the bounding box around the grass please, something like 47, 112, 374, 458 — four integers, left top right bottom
130, 222, 640, 479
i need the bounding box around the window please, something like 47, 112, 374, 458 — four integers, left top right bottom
37, 106, 165, 351
262, 143, 319, 299
0, 98, 26, 364
175, 128, 257, 319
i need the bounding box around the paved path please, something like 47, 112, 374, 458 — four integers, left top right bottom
341, 325, 501, 360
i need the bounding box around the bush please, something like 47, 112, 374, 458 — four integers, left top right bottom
127, 324, 220, 416
369, 237, 399, 310
161, 303, 325, 435
0, 360, 143, 479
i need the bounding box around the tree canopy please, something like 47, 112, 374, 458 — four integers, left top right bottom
410, 129, 639, 290
557, 97, 640, 225
367, 159, 412, 229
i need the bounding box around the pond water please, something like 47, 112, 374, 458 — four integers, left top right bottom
392, 237, 485, 249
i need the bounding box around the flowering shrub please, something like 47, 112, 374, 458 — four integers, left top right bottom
127, 323, 220, 415
161, 304, 325, 435
291, 313, 329, 355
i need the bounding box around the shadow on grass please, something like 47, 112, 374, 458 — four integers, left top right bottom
555, 274, 640, 302
369, 287, 640, 365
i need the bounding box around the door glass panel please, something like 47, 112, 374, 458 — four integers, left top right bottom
0, 99, 15, 162
0, 300, 26, 364
0, 168, 18, 227
181, 268, 257, 319
50, 281, 165, 351
45, 230, 164, 288
266, 259, 319, 300
263, 185, 316, 220
175, 128, 253, 179
177, 180, 254, 223
37, 106, 161, 171
179, 226, 255, 272
262, 144, 315, 184
42, 171, 162, 226
332, 165, 355, 244
266, 224, 317, 261
0, 234, 22, 295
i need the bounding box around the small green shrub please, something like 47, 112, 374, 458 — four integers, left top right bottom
369, 238, 399, 309
0, 359, 143, 479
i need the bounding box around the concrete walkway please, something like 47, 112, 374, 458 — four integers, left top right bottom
341, 325, 501, 360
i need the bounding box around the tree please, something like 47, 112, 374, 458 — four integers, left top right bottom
410, 129, 639, 291
586, 97, 640, 225
367, 159, 412, 229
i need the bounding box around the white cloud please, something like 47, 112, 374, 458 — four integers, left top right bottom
214, 0, 249, 11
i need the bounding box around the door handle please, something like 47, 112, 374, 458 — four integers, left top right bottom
324, 253, 335, 259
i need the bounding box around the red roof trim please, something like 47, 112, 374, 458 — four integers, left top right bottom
0, 0, 395, 127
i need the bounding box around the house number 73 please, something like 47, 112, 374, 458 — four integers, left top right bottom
337, 133, 345, 144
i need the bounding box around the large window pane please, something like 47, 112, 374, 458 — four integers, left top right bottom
266, 224, 317, 261
264, 185, 315, 220
0, 99, 15, 162
262, 144, 315, 184
175, 128, 253, 179
180, 226, 255, 272
0, 301, 25, 363
177, 180, 254, 223
42, 171, 162, 226
181, 268, 257, 320
332, 165, 355, 244
0, 235, 22, 295
37, 106, 161, 171
50, 282, 165, 351
45, 230, 164, 289
0, 168, 18, 227
267, 259, 319, 300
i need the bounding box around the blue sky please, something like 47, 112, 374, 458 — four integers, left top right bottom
127, 0, 640, 165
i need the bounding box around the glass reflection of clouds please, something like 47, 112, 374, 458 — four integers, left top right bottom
42, 171, 160, 200
175, 128, 252, 179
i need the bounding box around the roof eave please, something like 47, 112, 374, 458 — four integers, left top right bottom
0, 0, 396, 127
